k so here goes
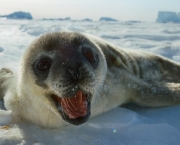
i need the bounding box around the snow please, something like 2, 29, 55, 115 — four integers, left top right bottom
156, 11, 180, 23
0, 20, 180, 145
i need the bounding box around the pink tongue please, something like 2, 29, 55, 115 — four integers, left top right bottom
57, 91, 87, 119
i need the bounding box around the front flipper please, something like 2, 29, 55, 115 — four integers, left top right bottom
0, 68, 14, 100
125, 73, 180, 107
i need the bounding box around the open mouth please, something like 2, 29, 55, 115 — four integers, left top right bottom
51, 90, 91, 125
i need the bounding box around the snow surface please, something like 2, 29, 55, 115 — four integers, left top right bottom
0, 20, 180, 145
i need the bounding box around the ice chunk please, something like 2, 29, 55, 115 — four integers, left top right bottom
0, 46, 4, 52
0, 11, 33, 20
156, 11, 180, 23
99, 17, 118, 22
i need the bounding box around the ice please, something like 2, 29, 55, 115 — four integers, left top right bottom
99, 17, 118, 22
118, 124, 180, 145
0, 46, 4, 52
0, 110, 12, 126
0, 19, 180, 144
156, 11, 180, 23
0, 11, 33, 20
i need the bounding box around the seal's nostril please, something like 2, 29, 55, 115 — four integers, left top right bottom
68, 68, 81, 81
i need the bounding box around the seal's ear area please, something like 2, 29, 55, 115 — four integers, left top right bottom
0, 68, 13, 100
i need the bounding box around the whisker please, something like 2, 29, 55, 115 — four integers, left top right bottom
38, 94, 49, 125
47, 96, 53, 127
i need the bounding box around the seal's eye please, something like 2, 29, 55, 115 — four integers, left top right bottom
81, 46, 99, 68
37, 59, 52, 72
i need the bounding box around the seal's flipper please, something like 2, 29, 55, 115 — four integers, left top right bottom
0, 68, 14, 100
125, 73, 180, 107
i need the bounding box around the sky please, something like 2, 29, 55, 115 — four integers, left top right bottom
0, 0, 180, 21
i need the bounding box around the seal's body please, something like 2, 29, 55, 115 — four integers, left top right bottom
1, 31, 180, 128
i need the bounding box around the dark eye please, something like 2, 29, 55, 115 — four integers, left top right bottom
36, 59, 52, 72
81, 46, 99, 68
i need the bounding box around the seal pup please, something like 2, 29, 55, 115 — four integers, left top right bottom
1, 31, 180, 128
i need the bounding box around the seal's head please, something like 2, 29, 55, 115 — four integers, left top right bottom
19, 32, 107, 126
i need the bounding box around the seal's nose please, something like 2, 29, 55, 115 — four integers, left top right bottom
67, 68, 81, 81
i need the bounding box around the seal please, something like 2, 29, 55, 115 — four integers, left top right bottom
1, 31, 180, 128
